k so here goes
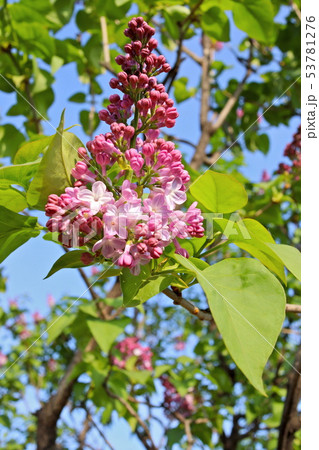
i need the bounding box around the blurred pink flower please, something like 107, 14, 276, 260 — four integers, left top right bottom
236, 108, 244, 119
257, 113, 263, 124
91, 266, 100, 276
47, 295, 55, 308
261, 170, 271, 182
48, 358, 57, 372
113, 337, 153, 371
32, 311, 44, 323
215, 41, 224, 51
0, 352, 8, 367
16, 314, 27, 326
174, 340, 186, 351
19, 329, 31, 340
9, 299, 18, 309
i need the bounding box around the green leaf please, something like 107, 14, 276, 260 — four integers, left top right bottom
80, 110, 100, 135
173, 77, 196, 103
122, 369, 151, 384
86, 318, 129, 353
27, 110, 81, 209
47, 313, 76, 344
231, 0, 276, 44
0, 187, 27, 212
69, 92, 86, 103
120, 265, 151, 306
196, 257, 285, 393
0, 206, 40, 263
162, 5, 190, 40
135, 275, 176, 304
213, 218, 286, 283
14, 136, 53, 164
201, 7, 230, 41
256, 133, 270, 154
0, 161, 40, 190
44, 250, 91, 279
0, 124, 25, 159
266, 243, 301, 281
14, 22, 55, 60
190, 170, 248, 213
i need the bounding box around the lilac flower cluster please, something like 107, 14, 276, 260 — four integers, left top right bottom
112, 337, 153, 371
276, 125, 301, 180
161, 375, 195, 418
45, 17, 204, 274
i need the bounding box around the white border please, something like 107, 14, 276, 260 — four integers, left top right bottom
302, 0, 319, 446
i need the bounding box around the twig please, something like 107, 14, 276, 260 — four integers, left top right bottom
35, 281, 121, 449
100, 16, 111, 67
277, 350, 301, 450
286, 304, 301, 314
290, 1, 301, 21
85, 407, 115, 450
100, 16, 117, 76
104, 381, 157, 450
182, 45, 203, 65
163, 288, 213, 321
191, 41, 253, 170
164, 288, 301, 320
163, 0, 204, 93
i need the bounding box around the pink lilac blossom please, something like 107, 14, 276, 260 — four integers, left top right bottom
45, 17, 204, 275
112, 337, 153, 371
48, 358, 57, 372
261, 170, 271, 182
0, 352, 8, 367
32, 311, 44, 323
47, 294, 55, 308
161, 375, 195, 418
275, 125, 301, 179
236, 108, 244, 119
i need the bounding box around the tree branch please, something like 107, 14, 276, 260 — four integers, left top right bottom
100, 16, 117, 76
191, 42, 253, 170
35, 281, 121, 450
277, 350, 301, 450
164, 288, 301, 320
104, 380, 157, 450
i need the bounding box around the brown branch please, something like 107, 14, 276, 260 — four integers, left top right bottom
277, 350, 301, 450
99, 16, 117, 76
163, 0, 204, 93
286, 304, 301, 314
164, 288, 301, 320
191, 42, 253, 170
182, 45, 203, 65
35, 339, 95, 450
104, 381, 157, 450
100, 16, 110, 66
35, 281, 121, 450
83, 407, 115, 450
78, 414, 91, 449
163, 288, 212, 321
290, 1, 301, 21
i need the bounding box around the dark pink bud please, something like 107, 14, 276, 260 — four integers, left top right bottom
115, 55, 125, 65
118, 252, 133, 267
109, 78, 119, 89
137, 242, 148, 253
142, 143, 155, 156
80, 252, 95, 265
77, 147, 87, 158
129, 75, 138, 89
109, 94, 120, 103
